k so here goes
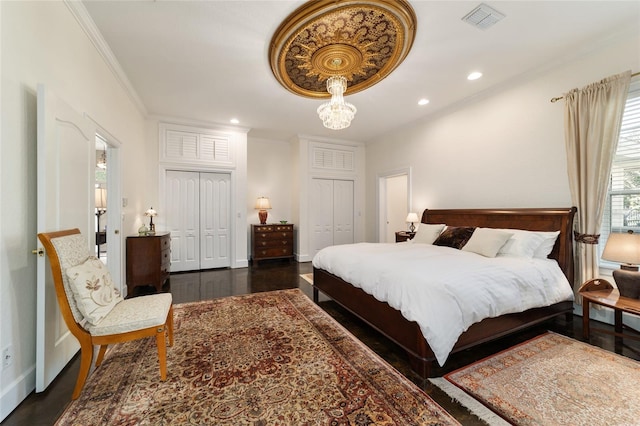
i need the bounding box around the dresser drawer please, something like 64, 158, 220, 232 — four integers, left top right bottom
254, 247, 293, 259
255, 238, 292, 248
255, 231, 293, 242
161, 248, 171, 271
160, 235, 171, 250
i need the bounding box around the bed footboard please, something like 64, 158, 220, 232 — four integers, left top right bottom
313, 267, 574, 379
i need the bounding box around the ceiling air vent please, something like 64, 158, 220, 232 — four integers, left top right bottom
462, 3, 505, 30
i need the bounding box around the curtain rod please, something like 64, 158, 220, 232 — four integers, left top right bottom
550, 71, 640, 103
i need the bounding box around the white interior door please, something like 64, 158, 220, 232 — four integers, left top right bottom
200, 172, 231, 269
385, 175, 408, 241
166, 170, 231, 271
311, 178, 355, 255
36, 85, 94, 391
311, 178, 335, 256
333, 180, 354, 246
166, 170, 200, 272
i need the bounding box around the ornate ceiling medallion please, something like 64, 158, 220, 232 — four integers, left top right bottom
269, 0, 417, 99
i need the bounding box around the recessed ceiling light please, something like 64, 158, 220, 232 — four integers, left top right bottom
418, 99, 430, 106
467, 71, 483, 81
230, 118, 239, 124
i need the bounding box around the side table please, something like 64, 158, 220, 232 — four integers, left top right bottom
395, 231, 415, 242
126, 232, 171, 295
579, 278, 640, 341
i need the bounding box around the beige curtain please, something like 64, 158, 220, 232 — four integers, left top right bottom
564, 70, 631, 296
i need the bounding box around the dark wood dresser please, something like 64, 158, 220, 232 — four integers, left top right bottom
126, 232, 170, 295
251, 224, 294, 265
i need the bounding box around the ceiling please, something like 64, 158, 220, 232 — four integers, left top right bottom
81, 1, 640, 143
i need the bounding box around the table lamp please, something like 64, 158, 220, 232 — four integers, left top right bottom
255, 197, 272, 225
406, 212, 419, 233
601, 230, 640, 299
95, 188, 107, 225
145, 207, 157, 235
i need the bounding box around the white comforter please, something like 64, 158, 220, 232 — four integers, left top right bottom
312, 242, 574, 366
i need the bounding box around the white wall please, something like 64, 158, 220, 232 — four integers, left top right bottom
247, 138, 293, 226
247, 137, 293, 259
0, 2, 148, 420
365, 32, 640, 242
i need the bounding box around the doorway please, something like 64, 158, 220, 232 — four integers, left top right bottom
95, 136, 108, 260
378, 168, 411, 242
91, 124, 123, 292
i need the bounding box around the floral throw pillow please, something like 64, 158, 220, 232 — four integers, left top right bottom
65, 256, 123, 325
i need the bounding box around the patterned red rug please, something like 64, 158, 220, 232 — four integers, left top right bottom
445, 332, 640, 425
56, 289, 458, 425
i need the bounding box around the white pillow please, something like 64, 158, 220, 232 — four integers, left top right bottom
496, 229, 546, 258
66, 256, 123, 325
462, 228, 514, 257
411, 224, 446, 244
533, 231, 560, 259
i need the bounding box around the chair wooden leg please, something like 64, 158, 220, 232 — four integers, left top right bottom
95, 344, 108, 366
167, 305, 174, 347
72, 341, 94, 400
156, 326, 167, 381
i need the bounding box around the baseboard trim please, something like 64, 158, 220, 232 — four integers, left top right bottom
0, 364, 36, 422
296, 254, 312, 263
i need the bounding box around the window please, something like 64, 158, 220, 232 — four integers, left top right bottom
600, 77, 640, 264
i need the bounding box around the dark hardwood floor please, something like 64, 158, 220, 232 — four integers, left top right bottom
3, 260, 639, 425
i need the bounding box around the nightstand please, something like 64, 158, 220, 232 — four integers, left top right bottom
126, 232, 171, 295
579, 278, 640, 341
395, 231, 415, 243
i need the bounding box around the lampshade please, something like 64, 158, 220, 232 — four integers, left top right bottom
406, 213, 419, 223
255, 197, 272, 210
317, 76, 357, 130
602, 231, 640, 266
145, 207, 157, 217
95, 188, 107, 210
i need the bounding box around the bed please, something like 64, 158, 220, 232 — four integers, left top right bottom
312, 207, 577, 378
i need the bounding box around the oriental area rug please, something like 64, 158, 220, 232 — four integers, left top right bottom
56, 289, 458, 425
444, 332, 640, 426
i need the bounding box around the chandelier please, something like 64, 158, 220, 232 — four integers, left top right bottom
269, 0, 416, 130
317, 76, 357, 130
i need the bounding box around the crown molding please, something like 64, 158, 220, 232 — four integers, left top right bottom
65, 0, 148, 117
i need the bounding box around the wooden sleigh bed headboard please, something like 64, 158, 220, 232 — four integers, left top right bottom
421, 207, 577, 286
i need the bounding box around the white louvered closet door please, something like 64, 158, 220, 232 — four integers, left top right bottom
166, 170, 231, 271
166, 170, 200, 272
333, 180, 354, 245
312, 179, 335, 257
200, 173, 231, 269
311, 178, 354, 256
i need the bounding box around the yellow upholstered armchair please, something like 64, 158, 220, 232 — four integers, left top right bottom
37, 228, 174, 400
